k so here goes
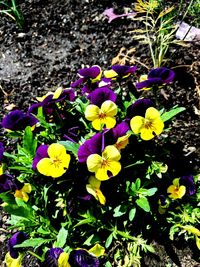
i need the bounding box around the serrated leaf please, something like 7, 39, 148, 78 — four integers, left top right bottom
105, 233, 113, 248
56, 227, 68, 248
14, 238, 51, 249
59, 141, 80, 156
136, 197, 150, 212
161, 107, 186, 122
129, 208, 136, 221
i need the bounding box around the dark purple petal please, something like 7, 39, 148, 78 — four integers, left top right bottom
97, 78, 112, 88
71, 78, 85, 87
159, 194, 167, 206
79, 66, 101, 79
112, 65, 137, 77
0, 142, 4, 162
42, 248, 64, 267
126, 99, 154, 119
135, 78, 163, 89
69, 249, 99, 267
180, 175, 196, 196
0, 174, 16, 193
1, 110, 38, 131
32, 145, 49, 170
88, 87, 117, 107
78, 133, 102, 163
148, 67, 175, 83
8, 232, 28, 259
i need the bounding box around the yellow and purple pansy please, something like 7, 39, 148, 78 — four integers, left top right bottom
180, 175, 196, 196
1, 110, 38, 131
135, 67, 175, 90
5, 232, 28, 267
87, 145, 121, 181
33, 143, 71, 178
167, 178, 186, 199
104, 65, 137, 79
14, 183, 32, 202
43, 248, 70, 267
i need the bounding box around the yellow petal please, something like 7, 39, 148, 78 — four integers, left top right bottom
0, 164, 3, 175
167, 185, 176, 194
88, 244, 105, 257
130, 116, 144, 134
37, 158, 66, 178
88, 176, 101, 189
104, 116, 116, 129
145, 107, 161, 120
87, 154, 102, 173
151, 119, 164, 135
86, 184, 98, 200
115, 135, 130, 150
85, 105, 100, 121
183, 226, 200, 236
5, 252, 23, 267
58, 252, 71, 267
104, 69, 118, 79
95, 167, 110, 181
107, 161, 121, 177
53, 87, 63, 99
140, 127, 154, 140
22, 183, 32, 194
48, 143, 66, 158
102, 145, 121, 161
178, 185, 186, 198
96, 189, 106, 205
92, 118, 103, 131
101, 101, 117, 117
91, 68, 102, 83
36, 92, 52, 102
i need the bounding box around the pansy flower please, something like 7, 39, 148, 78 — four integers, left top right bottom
167, 178, 186, 199
180, 175, 196, 196
5, 231, 28, 267
87, 87, 117, 107
34, 143, 71, 178
69, 244, 105, 267
126, 98, 154, 120
1, 110, 38, 131
71, 65, 102, 91
43, 247, 70, 267
85, 100, 117, 131
87, 145, 121, 181
0, 174, 16, 193
130, 107, 164, 140
104, 65, 137, 79
14, 183, 32, 202
86, 176, 106, 205
28, 88, 75, 119
135, 67, 175, 90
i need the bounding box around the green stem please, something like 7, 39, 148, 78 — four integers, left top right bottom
28, 250, 43, 262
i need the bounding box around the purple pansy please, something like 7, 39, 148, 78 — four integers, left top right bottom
1, 110, 38, 131
43, 248, 64, 267
0, 142, 4, 162
69, 249, 99, 267
180, 175, 196, 196
71, 66, 102, 88
78, 133, 102, 163
32, 145, 48, 170
126, 98, 154, 120
0, 174, 16, 193
8, 232, 28, 259
112, 65, 137, 77
87, 87, 117, 107
28, 89, 75, 117
136, 67, 175, 89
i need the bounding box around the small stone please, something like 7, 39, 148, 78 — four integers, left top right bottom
17, 32, 26, 38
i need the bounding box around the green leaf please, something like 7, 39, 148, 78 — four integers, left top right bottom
23, 126, 37, 156
105, 261, 112, 267
113, 205, 126, 217
129, 207, 136, 221
161, 107, 185, 122
135, 178, 141, 190
136, 197, 150, 212
83, 234, 94, 246
146, 188, 157, 196
14, 238, 51, 249
105, 233, 113, 248
58, 141, 80, 156
55, 227, 68, 248
4, 203, 34, 220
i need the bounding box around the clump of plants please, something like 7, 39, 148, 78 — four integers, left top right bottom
0, 63, 199, 267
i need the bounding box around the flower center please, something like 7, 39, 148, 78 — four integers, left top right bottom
144, 119, 153, 129
101, 158, 110, 168
99, 112, 107, 119
52, 157, 62, 168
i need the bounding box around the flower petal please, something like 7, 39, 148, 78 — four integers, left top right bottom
145, 107, 161, 120
85, 105, 100, 121
104, 116, 116, 129
102, 145, 121, 161
101, 100, 117, 116
130, 116, 144, 134
107, 160, 121, 177
152, 119, 164, 135
92, 118, 103, 131
87, 154, 102, 173
48, 143, 67, 158
140, 128, 155, 140
104, 69, 118, 79
37, 158, 66, 178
